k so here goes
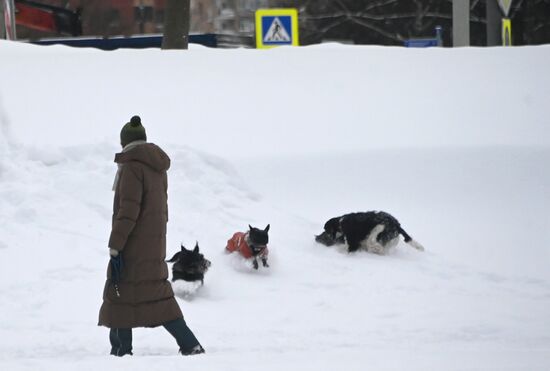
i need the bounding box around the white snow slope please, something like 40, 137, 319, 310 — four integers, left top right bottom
0, 40, 549, 371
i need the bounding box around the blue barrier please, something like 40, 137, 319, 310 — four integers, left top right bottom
403, 38, 439, 47
404, 26, 443, 48
29, 33, 218, 50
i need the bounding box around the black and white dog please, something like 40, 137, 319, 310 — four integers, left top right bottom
315, 211, 424, 254
167, 243, 212, 284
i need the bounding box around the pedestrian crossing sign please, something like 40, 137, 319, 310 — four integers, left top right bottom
255, 8, 299, 49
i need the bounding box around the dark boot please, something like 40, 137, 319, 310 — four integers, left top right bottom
109, 328, 133, 356
163, 318, 204, 355
180, 344, 205, 356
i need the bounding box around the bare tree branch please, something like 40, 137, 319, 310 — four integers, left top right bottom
350, 17, 404, 42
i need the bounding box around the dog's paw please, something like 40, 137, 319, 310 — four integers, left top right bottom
369, 243, 386, 255
252, 259, 259, 270
262, 259, 269, 268
409, 239, 425, 251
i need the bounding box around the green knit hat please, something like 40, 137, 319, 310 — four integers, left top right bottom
120, 115, 147, 147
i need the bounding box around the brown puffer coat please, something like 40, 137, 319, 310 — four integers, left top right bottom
98, 143, 183, 328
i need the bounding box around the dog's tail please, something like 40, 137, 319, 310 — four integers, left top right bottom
398, 227, 425, 251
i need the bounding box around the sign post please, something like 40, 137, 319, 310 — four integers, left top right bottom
502, 18, 512, 46
255, 8, 299, 49
497, 0, 513, 46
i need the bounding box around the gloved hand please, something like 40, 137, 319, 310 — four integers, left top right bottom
109, 248, 119, 257
110, 251, 123, 297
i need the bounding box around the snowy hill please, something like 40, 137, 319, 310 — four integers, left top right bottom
0, 40, 549, 371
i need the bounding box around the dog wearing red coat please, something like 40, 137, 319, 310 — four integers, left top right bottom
225, 224, 270, 270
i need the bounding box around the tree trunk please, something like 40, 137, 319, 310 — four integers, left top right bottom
0, 1, 5, 40
162, 0, 190, 49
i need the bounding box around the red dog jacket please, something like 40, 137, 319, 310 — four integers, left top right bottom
226, 232, 269, 259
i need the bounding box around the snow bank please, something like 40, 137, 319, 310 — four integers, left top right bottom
1, 40, 549, 159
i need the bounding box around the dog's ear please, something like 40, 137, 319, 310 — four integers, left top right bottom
194, 241, 199, 253
264, 224, 270, 232
249, 224, 253, 231
167, 251, 181, 263
181, 244, 188, 251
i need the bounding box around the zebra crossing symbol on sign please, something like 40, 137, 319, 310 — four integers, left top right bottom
255, 8, 299, 49
263, 17, 291, 43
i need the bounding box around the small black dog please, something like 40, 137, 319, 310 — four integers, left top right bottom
316, 211, 424, 254
167, 243, 212, 284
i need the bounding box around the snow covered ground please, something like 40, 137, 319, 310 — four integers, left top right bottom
0, 40, 549, 370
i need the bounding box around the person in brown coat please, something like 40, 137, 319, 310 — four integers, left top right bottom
98, 115, 205, 357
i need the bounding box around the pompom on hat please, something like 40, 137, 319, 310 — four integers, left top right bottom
120, 115, 147, 147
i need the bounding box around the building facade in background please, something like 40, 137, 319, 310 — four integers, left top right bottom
13, 0, 550, 46
16, 0, 271, 39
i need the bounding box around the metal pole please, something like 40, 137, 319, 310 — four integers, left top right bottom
453, 0, 470, 46
486, 0, 501, 46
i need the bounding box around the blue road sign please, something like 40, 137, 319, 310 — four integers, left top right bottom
261, 15, 293, 45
